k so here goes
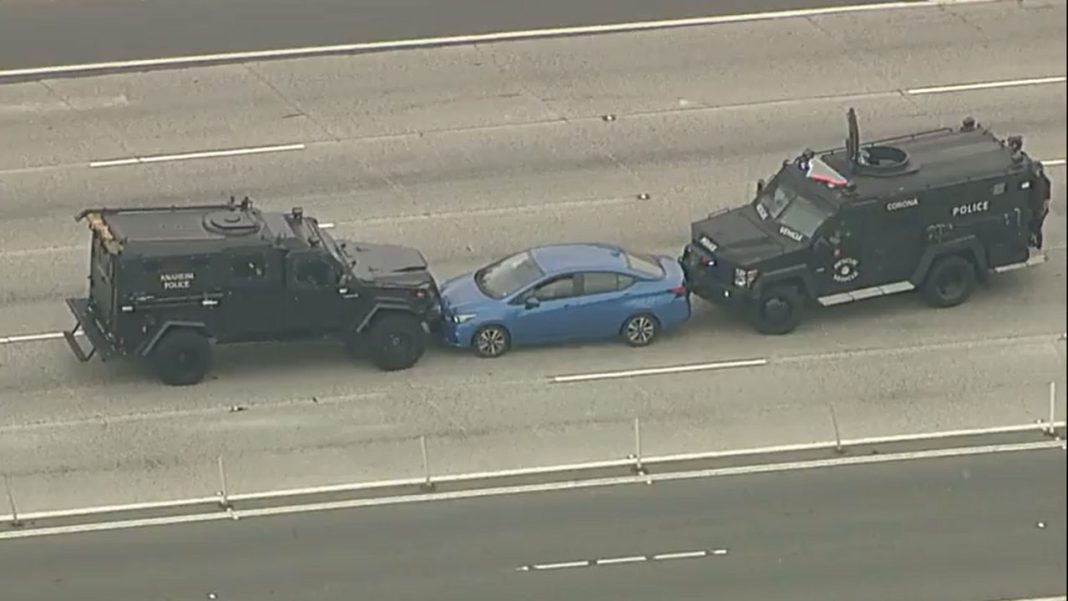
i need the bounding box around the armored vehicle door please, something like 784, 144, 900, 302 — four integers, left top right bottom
284, 250, 346, 335
221, 249, 287, 340
810, 210, 877, 295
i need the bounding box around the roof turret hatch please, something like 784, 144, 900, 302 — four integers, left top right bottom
204, 209, 261, 236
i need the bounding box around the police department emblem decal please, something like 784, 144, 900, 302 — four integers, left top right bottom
833, 257, 860, 283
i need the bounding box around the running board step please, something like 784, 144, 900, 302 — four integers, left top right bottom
993, 251, 1048, 273
817, 281, 915, 307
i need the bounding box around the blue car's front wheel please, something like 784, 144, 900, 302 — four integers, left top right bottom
621, 314, 659, 347
472, 324, 511, 358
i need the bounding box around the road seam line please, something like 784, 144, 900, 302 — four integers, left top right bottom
0, 0, 999, 80
2, 439, 1060, 540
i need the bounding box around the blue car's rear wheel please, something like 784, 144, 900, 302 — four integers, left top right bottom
473, 324, 511, 358
621, 314, 659, 347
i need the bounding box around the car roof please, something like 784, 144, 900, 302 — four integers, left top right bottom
528, 243, 633, 274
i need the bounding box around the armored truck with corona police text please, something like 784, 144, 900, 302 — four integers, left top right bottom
680, 108, 1052, 335
62, 198, 442, 385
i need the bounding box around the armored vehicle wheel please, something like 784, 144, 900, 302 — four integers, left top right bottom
621, 313, 659, 347
472, 324, 511, 358
366, 312, 427, 371
151, 329, 212, 386
922, 254, 976, 308
747, 285, 803, 335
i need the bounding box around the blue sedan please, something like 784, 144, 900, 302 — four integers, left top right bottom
437, 243, 692, 358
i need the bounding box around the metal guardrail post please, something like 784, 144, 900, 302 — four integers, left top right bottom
4, 475, 21, 528
217, 455, 231, 509
830, 405, 844, 454
632, 418, 646, 475
420, 436, 434, 491
1046, 381, 1057, 437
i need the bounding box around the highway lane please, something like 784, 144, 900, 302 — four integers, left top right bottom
0, 0, 1065, 512
0, 0, 945, 73
1, 315, 1064, 512
1, 446, 1063, 601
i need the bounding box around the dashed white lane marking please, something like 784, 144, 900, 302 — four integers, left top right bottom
551, 358, 768, 383
518, 548, 727, 572
905, 75, 1067, 95
0, 0, 996, 80
88, 143, 306, 168
1044, 158, 1066, 167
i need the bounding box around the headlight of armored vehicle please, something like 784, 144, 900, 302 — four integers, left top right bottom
734, 268, 759, 288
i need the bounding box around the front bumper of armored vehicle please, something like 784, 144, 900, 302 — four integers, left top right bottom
62, 297, 125, 362
679, 243, 755, 309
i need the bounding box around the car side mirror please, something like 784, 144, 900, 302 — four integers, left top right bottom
525, 297, 541, 310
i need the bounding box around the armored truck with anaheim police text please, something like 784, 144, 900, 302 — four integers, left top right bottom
62, 197, 442, 385
680, 108, 1052, 335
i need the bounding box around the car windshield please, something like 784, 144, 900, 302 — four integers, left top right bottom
755, 179, 833, 239
474, 251, 545, 299
623, 249, 664, 278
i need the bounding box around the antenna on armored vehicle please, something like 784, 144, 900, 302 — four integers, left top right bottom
846, 107, 860, 170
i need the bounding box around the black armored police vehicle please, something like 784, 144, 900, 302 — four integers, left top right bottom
62, 197, 442, 385
680, 108, 1052, 335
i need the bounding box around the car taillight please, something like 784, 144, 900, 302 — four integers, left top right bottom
668, 286, 687, 297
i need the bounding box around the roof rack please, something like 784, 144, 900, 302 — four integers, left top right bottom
73, 196, 256, 223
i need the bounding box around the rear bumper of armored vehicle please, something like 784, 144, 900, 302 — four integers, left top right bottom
62, 297, 123, 362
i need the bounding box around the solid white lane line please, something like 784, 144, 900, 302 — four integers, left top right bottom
0, 0, 997, 80
88, 143, 306, 168
2, 439, 1059, 541
905, 76, 1067, 95
652, 550, 709, 560
551, 358, 768, 383
1044, 158, 1066, 167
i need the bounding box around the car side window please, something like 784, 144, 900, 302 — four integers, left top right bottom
581, 272, 629, 295
295, 257, 335, 288
532, 275, 576, 301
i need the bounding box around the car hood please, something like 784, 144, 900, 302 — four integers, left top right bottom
438, 272, 490, 314
341, 241, 434, 287
691, 205, 793, 265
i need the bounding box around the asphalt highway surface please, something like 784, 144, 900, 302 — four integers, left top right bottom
1, 0, 904, 71
0, 0, 1065, 513
1, 447, 1064, 601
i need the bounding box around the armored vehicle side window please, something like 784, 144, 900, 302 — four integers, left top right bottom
231, 253, 266, 281
295, 257, 336, 288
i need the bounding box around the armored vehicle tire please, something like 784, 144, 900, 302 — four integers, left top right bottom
922, 254, 977, 308
473, 324, 511, 358
151, 329, 212, 386
621, 313, 659, 347
746, 285, 804, 335
366, 312, 427, 371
